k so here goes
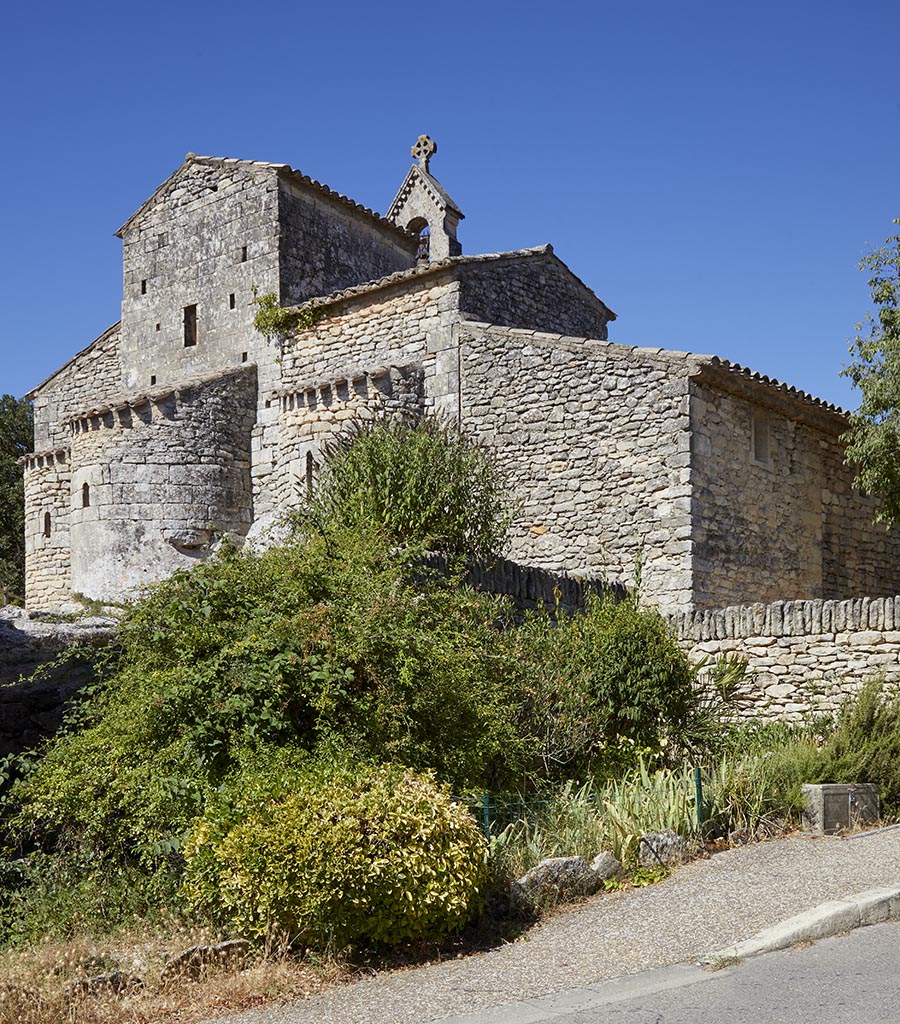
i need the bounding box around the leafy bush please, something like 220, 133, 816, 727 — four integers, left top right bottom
9, 526, 525, 871
814, 678, 900, 815
309, 416, 513, 560
509, 593, 700, 779
183, 756, 487, 948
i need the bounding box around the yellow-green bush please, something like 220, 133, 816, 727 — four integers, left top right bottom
182, 761, 487, 948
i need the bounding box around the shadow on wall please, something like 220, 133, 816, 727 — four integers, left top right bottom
420, 553, 626, 616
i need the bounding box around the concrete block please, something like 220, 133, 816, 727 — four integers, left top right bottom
801, 783, 880, 835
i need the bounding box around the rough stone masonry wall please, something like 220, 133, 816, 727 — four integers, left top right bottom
255, 276, 457, 517
278, 176, 415, 307
674, 596, 900, 719
688, 378, 900, 608
457, 253, 611, 341
457, 323, 698, 614
31, 325, 122, 450
67, 366, 256, 604
274, 365, 423, 510
689, 379, 824, 608
22, 451, 72, 611
818, 437, 900, 599
119, 160, 280, 394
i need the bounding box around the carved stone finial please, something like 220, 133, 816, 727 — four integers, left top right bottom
411, 135, 437, 172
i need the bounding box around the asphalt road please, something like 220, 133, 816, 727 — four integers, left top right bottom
440, 918, 900, 1024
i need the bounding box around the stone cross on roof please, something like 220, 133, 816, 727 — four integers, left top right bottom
411, 135, 437, 172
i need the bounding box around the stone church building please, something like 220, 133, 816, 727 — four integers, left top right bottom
22, 137, 900, 615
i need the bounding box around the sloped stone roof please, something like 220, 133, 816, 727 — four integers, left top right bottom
64, 363, 256, 425
26, 322, 121, 400
286, 244, 617, 322
697, 355, 850, 426
115, 154, 416, 243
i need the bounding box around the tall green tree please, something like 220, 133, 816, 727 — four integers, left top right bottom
0, 395, 34, 602
842, 219, 900, 524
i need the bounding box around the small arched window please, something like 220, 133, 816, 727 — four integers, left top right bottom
82, 482, 91, 508
43, 511, 51, 538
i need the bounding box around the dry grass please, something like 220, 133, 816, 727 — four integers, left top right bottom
0, 920, 352, 1024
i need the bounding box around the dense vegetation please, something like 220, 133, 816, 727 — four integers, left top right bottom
0, 394, 33, 603
843, 217, 900, 523
3, 415, 899, 961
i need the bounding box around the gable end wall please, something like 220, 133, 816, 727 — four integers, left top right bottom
457, 256, 611, 340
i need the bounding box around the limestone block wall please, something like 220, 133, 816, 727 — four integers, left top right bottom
278, 176, 416, 307
22, 450, 72, 611
689, 379, 824, 608
119, 160, 280, 393
30, 325, 122, 449
274, 365, 423, 509
255, 276, 456, 517
819, 440, 900, 598
457, 250, 613, 341
66, 366, 256, 604
456, 323, 698, 614
688, 378, 900, 608
674, 596, 900, 719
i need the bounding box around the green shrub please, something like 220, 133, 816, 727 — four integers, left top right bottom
182, 757, 487, 948
309, 416, 513, 560
10, 527, 525, 867
815, 678, 900, 815
509, 593, 699, 778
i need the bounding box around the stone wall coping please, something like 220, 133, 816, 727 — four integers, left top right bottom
672, 594, 900, 641
461, 321, 710, 371
65, 363, 257, 426
26, 322, 121, 400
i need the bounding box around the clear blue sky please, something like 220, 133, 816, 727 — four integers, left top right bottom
1, 0, 898, 410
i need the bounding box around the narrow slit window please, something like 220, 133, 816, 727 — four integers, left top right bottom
155, 323, 161, 332
240, 245, 248, 263
150, 375, 157, 386
241, 352, 248, 363
229, 293, 236, 309
82, 482, 90, 508
752, 410, 770, 464
183, 304, 197, 347
306, 452, 315, 496
141, 279, 147, 295
43, 511, 51, 538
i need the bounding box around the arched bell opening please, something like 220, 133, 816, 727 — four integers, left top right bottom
407, 217, 431, 263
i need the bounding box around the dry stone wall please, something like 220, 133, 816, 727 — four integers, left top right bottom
22, 451, 72, 611
457, 323, 698, 614
67, 366, 256, 603
0, 609, 116, 758
674, 596, 900, 718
